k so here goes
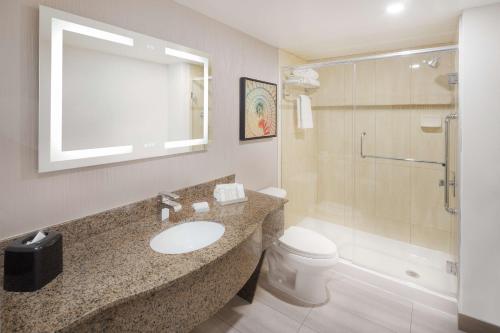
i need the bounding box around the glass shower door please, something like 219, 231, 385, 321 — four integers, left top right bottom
281, 63, 356, 262
312, 63, 356, 261
351, 50, 459, 297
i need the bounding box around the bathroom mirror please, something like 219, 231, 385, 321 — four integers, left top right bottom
38, 6, 210, 172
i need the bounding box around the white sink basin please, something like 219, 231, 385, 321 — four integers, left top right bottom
150, 221, 225, 254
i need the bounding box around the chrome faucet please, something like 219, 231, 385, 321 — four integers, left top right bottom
159, 191, 182, 212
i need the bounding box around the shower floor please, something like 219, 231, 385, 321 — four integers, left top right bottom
297, 217, 458, 298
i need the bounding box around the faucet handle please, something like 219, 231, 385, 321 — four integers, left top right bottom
159, 191, 180, 200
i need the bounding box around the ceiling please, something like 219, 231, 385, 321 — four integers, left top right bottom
175, 0, 500, 60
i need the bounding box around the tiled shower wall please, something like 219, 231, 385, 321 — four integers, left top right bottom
282, 51, 459, 256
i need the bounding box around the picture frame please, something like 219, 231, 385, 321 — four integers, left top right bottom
239, 77, 277, 140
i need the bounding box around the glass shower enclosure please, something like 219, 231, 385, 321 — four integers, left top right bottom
281, 46, 459, 297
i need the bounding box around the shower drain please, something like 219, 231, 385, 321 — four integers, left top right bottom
405, 270, 420, 279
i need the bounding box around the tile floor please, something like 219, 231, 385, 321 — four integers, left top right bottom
192, 272, 464, 333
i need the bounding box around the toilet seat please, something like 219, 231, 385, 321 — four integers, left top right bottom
278, 226, 337, 259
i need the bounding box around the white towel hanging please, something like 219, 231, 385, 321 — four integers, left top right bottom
297, 95, 313, 129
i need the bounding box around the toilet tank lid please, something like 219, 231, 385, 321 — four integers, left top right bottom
279, 226, 337, 259
258, 187, 287, 198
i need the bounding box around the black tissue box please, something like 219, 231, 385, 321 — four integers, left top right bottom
3, 231, 63, 292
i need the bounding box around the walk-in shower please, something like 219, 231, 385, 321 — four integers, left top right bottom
281, 45, 459, 298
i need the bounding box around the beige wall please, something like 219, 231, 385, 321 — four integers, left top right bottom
344, 105, 456, 254
282, 51, 458, 254
0, 0, 278, 239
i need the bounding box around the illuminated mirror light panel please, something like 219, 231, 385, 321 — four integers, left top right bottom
38, 6, 210, 172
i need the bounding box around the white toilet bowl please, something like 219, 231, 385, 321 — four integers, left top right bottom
266, 226, 338, 304
258, 186, 338, 305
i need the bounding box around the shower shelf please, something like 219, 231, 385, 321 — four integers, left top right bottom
283, 78, 319, 101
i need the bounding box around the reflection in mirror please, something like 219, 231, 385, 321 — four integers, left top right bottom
38, 6, 210, 172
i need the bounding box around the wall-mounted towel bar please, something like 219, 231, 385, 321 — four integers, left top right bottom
360, 132, 445, 166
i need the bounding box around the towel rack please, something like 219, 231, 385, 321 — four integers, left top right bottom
282, 83, 318, 101
360, 132, 445, 166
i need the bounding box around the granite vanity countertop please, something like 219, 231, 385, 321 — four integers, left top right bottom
0, 186, 286, 332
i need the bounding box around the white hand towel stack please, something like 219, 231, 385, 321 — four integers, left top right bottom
297, 95, 313, 129
292, 69, 319, 80
214, 183, 245, 202
287, 68, 320, 87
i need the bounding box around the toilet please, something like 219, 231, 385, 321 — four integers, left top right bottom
258, 187, 338, 305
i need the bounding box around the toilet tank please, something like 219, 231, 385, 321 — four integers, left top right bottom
258, 187, 287, 199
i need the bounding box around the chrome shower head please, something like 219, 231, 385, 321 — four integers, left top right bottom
425, 57, 440, 68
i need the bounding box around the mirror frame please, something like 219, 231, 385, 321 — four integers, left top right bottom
38, 6, 210, 172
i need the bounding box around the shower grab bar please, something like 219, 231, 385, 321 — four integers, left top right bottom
444, 113, 458, 214
360, 132, 445, 166
359, 114, 457, 215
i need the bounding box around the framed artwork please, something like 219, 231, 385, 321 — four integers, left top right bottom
239, 77, 277, 140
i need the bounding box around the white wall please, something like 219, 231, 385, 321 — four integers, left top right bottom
0, 0, 278, 239
459, 3, 500, 326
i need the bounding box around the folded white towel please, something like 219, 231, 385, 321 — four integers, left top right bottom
292, 68, 319, 80
285, 76, 320, 88
297, 95, 313, 129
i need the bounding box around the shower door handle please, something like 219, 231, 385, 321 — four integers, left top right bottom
444, 113, 458, 214
439, 175, 456, 195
